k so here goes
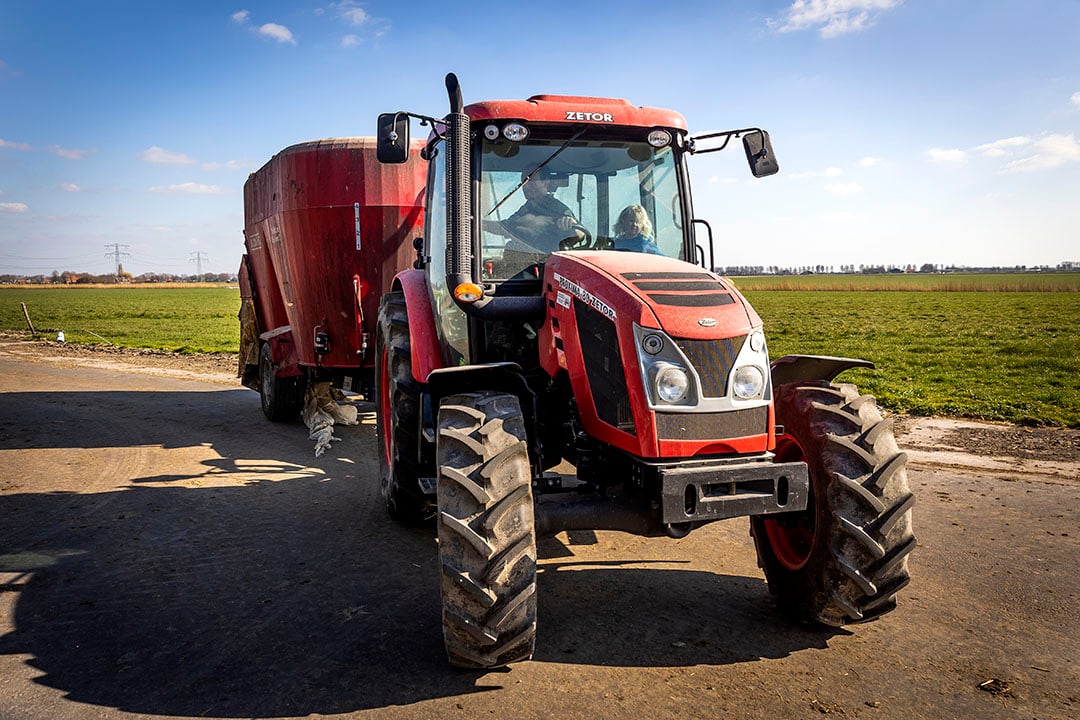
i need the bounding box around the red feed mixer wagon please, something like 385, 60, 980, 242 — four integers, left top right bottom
238, 137, 426, 417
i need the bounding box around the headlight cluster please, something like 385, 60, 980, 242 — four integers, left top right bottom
635, 324, 770, 409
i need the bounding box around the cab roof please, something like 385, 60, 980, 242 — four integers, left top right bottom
464, 94, 688, 132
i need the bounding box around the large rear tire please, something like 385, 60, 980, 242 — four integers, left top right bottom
751, 382, 916, 626
258, 342, 305, 422
375, 292, 432, 524
436, 392, 537, 668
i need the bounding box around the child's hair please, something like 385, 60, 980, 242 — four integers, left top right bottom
617, 204, 653, 237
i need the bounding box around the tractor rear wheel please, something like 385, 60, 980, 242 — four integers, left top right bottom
258, 342, 305, 422
436, 392, 537, 668
375, 292, 432, 524
751, 381, 916, 626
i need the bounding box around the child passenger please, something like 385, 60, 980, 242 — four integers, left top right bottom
613, 204, 661, 254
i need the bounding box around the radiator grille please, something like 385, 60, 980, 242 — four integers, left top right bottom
674, 336, 745, 397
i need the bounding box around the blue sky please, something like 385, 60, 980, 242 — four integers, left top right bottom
1, 0, 1078, 276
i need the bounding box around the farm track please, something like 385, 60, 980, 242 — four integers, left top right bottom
1, 343, 1077, 720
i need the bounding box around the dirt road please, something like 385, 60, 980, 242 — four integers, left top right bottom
1, 342, 1077, 720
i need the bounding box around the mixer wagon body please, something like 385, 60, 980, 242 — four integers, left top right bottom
239, 137, 426, 412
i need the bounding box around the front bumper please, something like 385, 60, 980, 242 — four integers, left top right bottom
651, 455, 809, 525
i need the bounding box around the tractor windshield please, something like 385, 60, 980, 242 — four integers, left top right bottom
479, 135, 684, 280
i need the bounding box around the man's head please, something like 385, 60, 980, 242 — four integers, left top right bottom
521, 165, 568, 200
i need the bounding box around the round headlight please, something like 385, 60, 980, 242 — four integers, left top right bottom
749, 330, 766, 353
642, 334, 664, 355
503, 123, 529, 142
483, 124, 500, 141
655, 364, 690, 403
648, 129, 672, 147
732, 365, 765, 399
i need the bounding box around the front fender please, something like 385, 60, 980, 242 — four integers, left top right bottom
770, 355, 874, 386
393, 269, 443, 383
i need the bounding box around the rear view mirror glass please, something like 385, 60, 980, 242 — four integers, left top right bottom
377, 113, 410, 164
743, 131, 779, 178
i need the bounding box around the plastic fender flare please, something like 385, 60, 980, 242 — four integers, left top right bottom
394, 269, 444, 383
427, 363, 541, 470
770, 354, 874, 386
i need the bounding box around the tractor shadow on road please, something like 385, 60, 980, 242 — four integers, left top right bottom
0, 387, 840, 716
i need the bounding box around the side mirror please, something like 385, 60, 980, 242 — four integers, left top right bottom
743, 130, 779, 178
377, 113, 410, 164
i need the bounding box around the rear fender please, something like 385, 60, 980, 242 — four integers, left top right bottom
394, 269, 444, 383
770, 355, 874, 386
260, 327, 303, 378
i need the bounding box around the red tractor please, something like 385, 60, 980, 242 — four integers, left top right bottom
376, 74, 915, 668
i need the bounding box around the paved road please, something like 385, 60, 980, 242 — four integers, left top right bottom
1, 351, 1076, 719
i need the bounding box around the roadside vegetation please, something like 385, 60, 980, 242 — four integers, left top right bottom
2, 277, 1078, 427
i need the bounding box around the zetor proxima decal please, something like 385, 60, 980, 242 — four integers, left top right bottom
553, 272, 617, 320
565, 111, 614, 122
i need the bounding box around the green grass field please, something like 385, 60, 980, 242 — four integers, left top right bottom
3, 280, 1078, 427
1, 285, 240, 353
743, 290, 1080, 428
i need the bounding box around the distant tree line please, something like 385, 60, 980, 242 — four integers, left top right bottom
713, 262, 1079, 277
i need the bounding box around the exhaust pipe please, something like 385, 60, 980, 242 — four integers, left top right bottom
444, 73, 473, 307
443, 73, 545, 322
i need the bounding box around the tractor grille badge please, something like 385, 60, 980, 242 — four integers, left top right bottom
698, 318, 718, 327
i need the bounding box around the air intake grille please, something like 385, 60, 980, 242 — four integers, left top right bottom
656, 406, 768, 441
575, 301, 635, 435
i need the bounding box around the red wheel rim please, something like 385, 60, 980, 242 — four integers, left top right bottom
378, 346, 391, 465
763, 435, 816, 571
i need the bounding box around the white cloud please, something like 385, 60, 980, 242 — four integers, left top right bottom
825, 182, 864, 196
770, 0, 902, 38
859, 156, 882, 167
60, 183, 81, 192
139, 146, 197, 165
0, 138, 33, 151
202, 159, 247, 170
231, 9, 249, 24
148, 182, 229, 195
926, 147, 968, 165
259, 23, 296, 44
334, 1, 370, 26
0, 202, 29, 213
341, 34, 360, 48
1001, 133, 1080, 173
1072, 91, 1080, 108
973, 136, 1030, 158
823, 166, 844, 177
48, 145, 92, 160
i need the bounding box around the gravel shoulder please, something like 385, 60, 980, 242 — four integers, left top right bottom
5, 336, 1077, 464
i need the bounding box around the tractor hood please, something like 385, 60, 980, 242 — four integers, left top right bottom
538, 251, 772, 459
542, 251, 761, 340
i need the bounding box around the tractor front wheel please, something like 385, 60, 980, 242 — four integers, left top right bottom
751, 381, 916, 626
436, 391, 537, 668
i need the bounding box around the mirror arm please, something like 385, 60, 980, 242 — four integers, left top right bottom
688, 127, 765, 155
391, 111, 447, 140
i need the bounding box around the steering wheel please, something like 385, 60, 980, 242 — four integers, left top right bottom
558, 223, 593, 251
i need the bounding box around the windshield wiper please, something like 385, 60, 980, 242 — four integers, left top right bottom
486, 126, 588, 217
